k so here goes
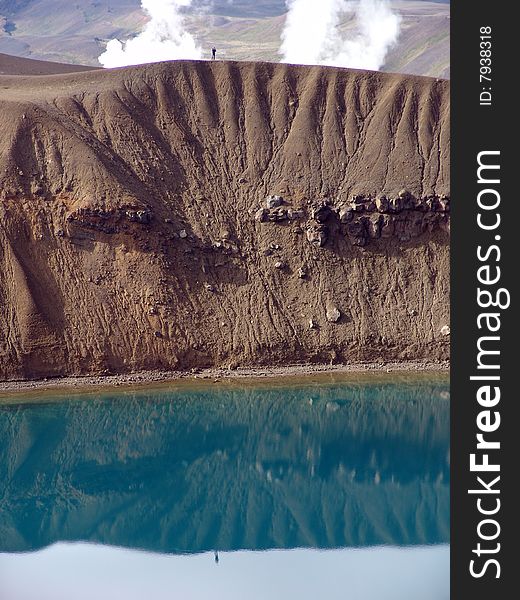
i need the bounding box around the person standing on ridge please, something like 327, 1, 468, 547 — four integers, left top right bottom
211, 47, 216, 60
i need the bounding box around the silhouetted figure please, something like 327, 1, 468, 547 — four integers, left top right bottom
211, 47, 216, 60
214, 550, 219, 564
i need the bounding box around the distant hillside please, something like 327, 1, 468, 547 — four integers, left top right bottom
0, 50, 95, 74
0, 0, 449, 77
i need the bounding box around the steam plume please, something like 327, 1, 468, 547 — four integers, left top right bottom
280, 0, 401, 71
99, 0, 202, 68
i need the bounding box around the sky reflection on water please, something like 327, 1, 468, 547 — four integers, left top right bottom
0, 542, 449, 600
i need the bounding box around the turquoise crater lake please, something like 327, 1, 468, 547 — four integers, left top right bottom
0, 377, 449, 599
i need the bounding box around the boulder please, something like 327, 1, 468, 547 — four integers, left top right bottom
426, 195, 450, 213
414, 197, 428, 212
287, 208, 305, 220
326, 306, 341, 323
348, 200, 365, 212
338, 205, 354, 223
375, 195, 389, 213
267, 207, 288, 222
398, 188, 413, 202
367, 214, 383, 239
266, 195, 283, 209
125, 209, 152, 224
388, 196, 404, 213
255, 208, 268, 222
363, 199, 376, 212
429, 196, 443, 212
312, 203, 332, 223
306, 223, 328, 247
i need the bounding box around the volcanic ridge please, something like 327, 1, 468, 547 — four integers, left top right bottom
0, 55, 450, 380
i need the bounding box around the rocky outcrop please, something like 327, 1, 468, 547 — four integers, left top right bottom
256, 192, 449, 247
65, 206, 154, 235
0, 60, 450, 379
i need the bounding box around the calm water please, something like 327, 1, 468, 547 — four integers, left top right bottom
0, 377, 449, 599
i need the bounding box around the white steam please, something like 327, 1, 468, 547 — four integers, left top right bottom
280, 0, 401, 71
98, 0, 202, 68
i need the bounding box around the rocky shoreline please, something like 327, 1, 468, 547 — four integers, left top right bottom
0, 360, 449, 396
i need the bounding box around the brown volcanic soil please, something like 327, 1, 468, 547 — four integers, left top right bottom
0, 59, 450, 380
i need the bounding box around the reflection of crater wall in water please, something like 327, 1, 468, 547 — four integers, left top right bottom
0, 382, 449, 553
